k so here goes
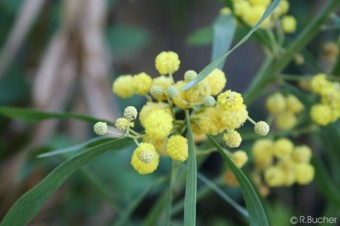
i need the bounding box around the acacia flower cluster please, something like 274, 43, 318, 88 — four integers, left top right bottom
266, 92, 304, 130
231, 0, 296, 33
94, 51, 269, 175
251, 138, 314, 195
309, 73, 340, 126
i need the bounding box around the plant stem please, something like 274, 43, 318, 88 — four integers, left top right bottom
244, 0, 340, 104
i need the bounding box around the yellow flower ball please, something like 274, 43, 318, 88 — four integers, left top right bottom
223, 170, 239, 187
152, 76, 173, 101
155, 51, 180, 75
264, 166, 285, 187
166, 135, 188, 161
292, 145, 312, 164
310, 73, 330, 95
220, 105, 248, 130
234, 1, 251, 17
252, 139, 274, 169
275, 111, 297, 130
112, 75, 134, 98
323, 41, 339, 61
193, 107, 225, 135
133, 72, 152, 95
184, 80, 211, 104
266, 92, 286, 114
223, 130, 242, 148
279, 161, 296, 186
206, 69, 227, 96
281, 15, 297, 34
273, 138, 294, 160
310, 104, 332, 126
286, 94, 304, 114
217, 90, 244, 111
93, 122, 107, 136
231, 150, 248, 168
144, 109, 173, 139
139, 102, 171, 127
295, 163, 315, 185
131, 143, 159, 174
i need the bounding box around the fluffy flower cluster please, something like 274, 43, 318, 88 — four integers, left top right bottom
266, 92, 304, 130
309, 73, 340, 126
230, 0, 296, 33
106, 51, 269, 174
251, 138, 314, 194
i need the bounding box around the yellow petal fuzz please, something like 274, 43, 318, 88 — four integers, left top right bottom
131, 143, 159, 174
139, 102, 171, 127
144, 110, 173, 139
206, 69, 227, 96
155, 51, 180, 75
133, 72, 152, 95
112, 75, 134, 98
166, 135, 188, 161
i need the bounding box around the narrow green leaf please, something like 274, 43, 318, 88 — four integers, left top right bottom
182, 0, 280, 91
114, 177, 165, 226
212, 13, 236, 69
208, 135, 270, 226
186, 26, 213, 46
197, 172, 249, 219
312, 157, 340, 208
184, 110, 197, 226
0, 107, 113, 125
38, 137, 112, 158
0, 138, 133, 226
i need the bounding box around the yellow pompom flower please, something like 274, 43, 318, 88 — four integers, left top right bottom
184, 80, 211, 103
310, 73, 330, 95
281, 15, 297, 34
166, 135, 188, 161
155, 51, 180, 75
115, 118, 131, 131
206, 69, 227, 96
286, 94, 304, 114
264, 166, 285, 187
310, 104, 332, 126
295, 163, 315, 185
133, 72, 152, 95
223, 170, 239, 187
193, 107, 225, 135
144, 109, 173, 139
252, 139, 274, 169
217, 90, 244, 111
220, 105, 248, 130
275, 111, 297, 130
292, 145, 312, 164
112, 75, 134, 98
279, 161, 296, 186
223, 130, 242, 148
323, 41, 339, 61
231, 150, 248, 168
266, 92, 286, 114
131, 143, 159, 174
273, 138, 294, 159
249, 0, 270, 7
152, 76, 173, 101
139, 102, 171, 127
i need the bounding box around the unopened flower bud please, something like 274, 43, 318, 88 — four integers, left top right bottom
203, 95, 216, 107
254, 121, 270, 136
166, 86, 179, 98
93, 122, 107, 135
184, 70, 197, 82
150, 85, 163, 97
124, 106, 138, 120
